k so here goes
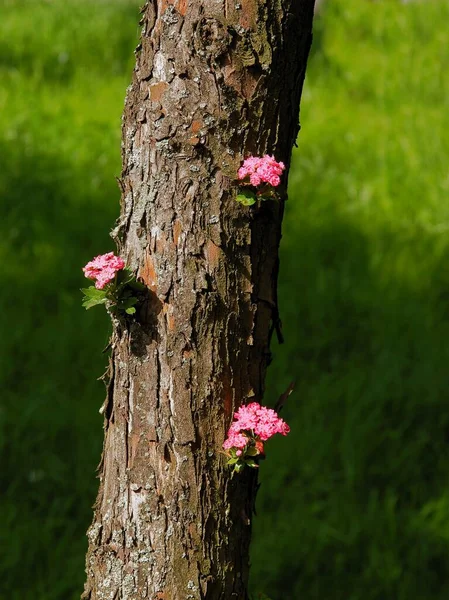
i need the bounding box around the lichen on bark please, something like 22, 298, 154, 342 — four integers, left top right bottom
82, 1, 315, 599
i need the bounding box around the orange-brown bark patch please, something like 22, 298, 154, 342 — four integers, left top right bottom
162, 303, 176, 331
150, 82, 169, 102
242, 71, 260, 100
222, 55, 242, 96
176, 0, 188, 15
239, 0, 258, 29
158, 0, 187, 17
128, 431, 140, 470
223, 376, 233, 419
205, 239, 221, 271
191, 119, 202, 134
188, 521, 201, 548
139, 253, 158, 291
158, 0, 169, 13
222, 57, 260, 100
167, 311, 176, 332
173, 219, 182, 245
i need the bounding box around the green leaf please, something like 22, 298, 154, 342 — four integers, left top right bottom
128, 279, 146, 292
115, 269, 146, 294
82, 295, 108, 310
117, 296, 138, 310
115, 268, 132, 285
246, 446, 260, 457
81, 286, 107, 299
244, 458, 259, 468
227, 458, 239, 465
125, 307, 136, 315
236, 190, 257, 206
81, 286, 108, 309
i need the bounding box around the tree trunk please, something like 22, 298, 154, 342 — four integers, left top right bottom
82, 1, 314, 598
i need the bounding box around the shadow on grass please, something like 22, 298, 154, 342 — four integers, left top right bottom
251, 215, 449, 600
0, 140, 116, 600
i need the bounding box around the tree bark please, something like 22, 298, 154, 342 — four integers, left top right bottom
82, 1, 314, 598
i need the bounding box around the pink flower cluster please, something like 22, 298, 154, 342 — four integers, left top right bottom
238, 155, 285, 187
223, 402, 290, 452
83, 252, 125, 290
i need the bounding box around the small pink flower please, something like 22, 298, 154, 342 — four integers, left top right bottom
83, 252, 125, 290
223, 431, 248, 451
236, 450, 242, 457
223, 401, 289, 455
249, 173, 262, 186
238, 155, 285, 188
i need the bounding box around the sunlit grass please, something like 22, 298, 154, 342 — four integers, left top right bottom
0, 2, 140, 598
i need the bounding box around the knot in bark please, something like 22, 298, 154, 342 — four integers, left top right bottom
194, 17, 231, 62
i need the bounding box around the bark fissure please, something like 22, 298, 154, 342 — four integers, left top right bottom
83, 1, 314, 598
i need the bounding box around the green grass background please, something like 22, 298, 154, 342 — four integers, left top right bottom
1, 0, 449, 598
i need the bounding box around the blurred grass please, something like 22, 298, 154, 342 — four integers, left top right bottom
0, 1, 140, 598
1, 0, 449, 599
251, 1, 449, 599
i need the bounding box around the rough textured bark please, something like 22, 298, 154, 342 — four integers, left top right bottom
82, 1, 314, 598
